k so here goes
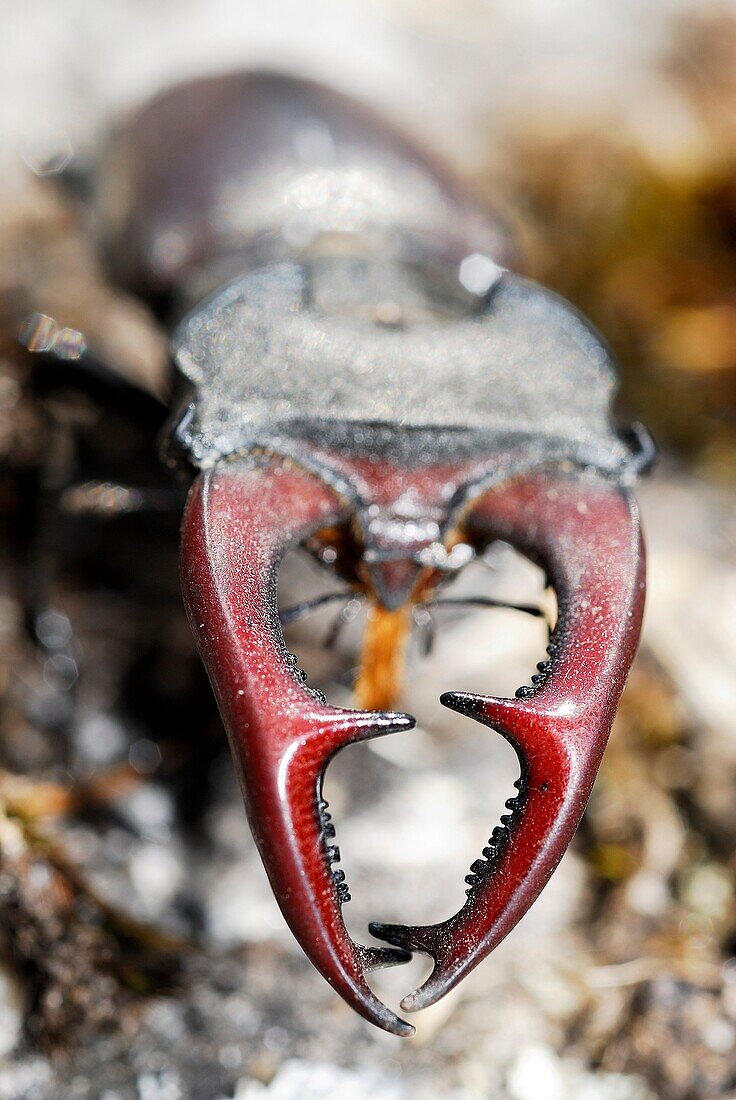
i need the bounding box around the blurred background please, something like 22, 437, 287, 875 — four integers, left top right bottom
1, 2, 736, 1098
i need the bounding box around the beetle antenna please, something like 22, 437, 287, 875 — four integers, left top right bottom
279, 591, 356, 626
431, 596, 549, 623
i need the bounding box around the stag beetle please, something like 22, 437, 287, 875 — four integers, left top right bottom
21, 72, 653, 1036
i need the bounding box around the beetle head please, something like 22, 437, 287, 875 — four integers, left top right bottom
175, 252, 650, 1034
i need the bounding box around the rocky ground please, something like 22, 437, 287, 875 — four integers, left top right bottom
1, 454, 735, 1100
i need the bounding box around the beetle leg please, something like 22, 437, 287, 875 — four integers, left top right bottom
371, 471, 645, 1013
180, 457, 415, 1036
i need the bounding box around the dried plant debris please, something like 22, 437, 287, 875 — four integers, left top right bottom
0, 772, 182, 1050
567, 657, 736, 1099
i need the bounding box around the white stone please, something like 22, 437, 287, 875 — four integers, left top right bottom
0, 963, 23, 1059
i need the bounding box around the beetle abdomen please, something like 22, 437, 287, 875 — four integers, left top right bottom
97, 71, 511, 306
99, 72, 645, 484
